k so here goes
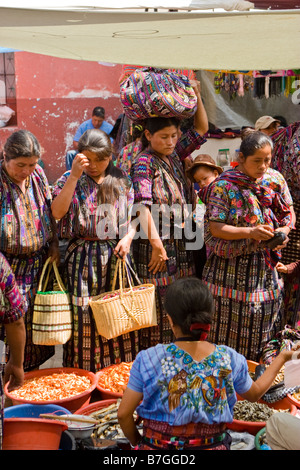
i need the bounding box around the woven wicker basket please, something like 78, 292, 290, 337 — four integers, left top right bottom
89, 259, 157, 340
32, 258, 72, 345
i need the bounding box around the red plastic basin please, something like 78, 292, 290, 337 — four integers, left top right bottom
3, 418, 68, 450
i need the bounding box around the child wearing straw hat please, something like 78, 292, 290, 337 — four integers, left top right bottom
185, 154, 223, 190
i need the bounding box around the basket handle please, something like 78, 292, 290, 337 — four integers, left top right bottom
111, 259, 141, 326
38, 257, 67, 293
112, 258, 133, 293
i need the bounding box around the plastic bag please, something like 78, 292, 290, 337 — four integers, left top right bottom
284, 351, 300, 388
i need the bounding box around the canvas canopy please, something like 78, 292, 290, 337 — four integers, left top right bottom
0, 2, 299, 70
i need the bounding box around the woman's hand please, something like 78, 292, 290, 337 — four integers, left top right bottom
70, 153, 89, 180
249, 224, 274, 241
114, 234, 134, 259
280, 342, 300, 362
148, 244, 168, 275
276, 261, 288, 273
48, 241, 61, 265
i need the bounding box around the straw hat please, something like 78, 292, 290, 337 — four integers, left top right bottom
186, 154, 223, 182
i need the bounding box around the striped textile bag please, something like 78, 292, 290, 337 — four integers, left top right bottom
32, 257, 72, 345
89, 258, 157, 340
120, 67, 197, 121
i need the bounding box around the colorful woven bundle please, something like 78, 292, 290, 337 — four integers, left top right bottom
120, 67, 197, 121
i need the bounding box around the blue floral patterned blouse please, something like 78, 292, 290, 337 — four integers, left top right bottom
127, 343, 252, 426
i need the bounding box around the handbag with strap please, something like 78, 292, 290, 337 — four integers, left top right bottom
89, 258, 157, 340
32, 257, 72, 345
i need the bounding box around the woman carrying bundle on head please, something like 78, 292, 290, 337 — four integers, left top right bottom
117, 277, 300, 450
51, 128, 139, 372
129, 79, 209, 349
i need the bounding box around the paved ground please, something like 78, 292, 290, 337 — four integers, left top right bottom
40, 344, 63, 369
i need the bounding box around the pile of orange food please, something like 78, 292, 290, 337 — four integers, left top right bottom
97, 362, 133, 394
9, 372, 91, 402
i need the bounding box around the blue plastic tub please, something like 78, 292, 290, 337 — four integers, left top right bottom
4, 403, 71, 418
4, 404, 75, 450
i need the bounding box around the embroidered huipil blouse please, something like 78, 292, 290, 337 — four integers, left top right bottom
127, 343, 252, 426
0, 253, 26, 324
52, 171, 134, 240
272, 122, 300, 198
0, 162, 54, 256
130, 130, 206, 239
203, 167, 293, 259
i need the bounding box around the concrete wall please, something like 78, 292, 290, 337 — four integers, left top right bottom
0, 52, 124, 183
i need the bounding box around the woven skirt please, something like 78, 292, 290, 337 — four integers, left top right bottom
281, 199, 300, 327
202, 251, 285, 362
132, 237, 196, 350
4, 249, 54, 371
62, 238, 140, 372
139, 419, 230, 450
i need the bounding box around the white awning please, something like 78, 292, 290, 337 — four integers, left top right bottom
0, 5, 299, 70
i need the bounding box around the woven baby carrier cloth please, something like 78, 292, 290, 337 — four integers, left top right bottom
89, 258, 157, 340
32, 257, 72, 345
120, 67, 197, 122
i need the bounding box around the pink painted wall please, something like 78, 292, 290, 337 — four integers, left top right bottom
0, 52, 124, 183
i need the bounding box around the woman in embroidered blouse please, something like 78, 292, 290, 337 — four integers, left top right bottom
118, 277, 299, 450
0, 130, 59, 371
200, 131, 294, 362
51, 128, 138, 371
0, 252, 26, 449
130, 80, 208, 349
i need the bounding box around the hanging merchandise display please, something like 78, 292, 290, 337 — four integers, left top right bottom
212, 69, 300, 99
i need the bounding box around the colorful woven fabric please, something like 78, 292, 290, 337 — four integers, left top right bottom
0, 162, 54, 256
0, 253, 26, 324
272, 122, 300, 200
0, 162, 56, 370
119, 64, 196, 85
202, 251, 285, 362
140, 421, 230, 450
120, 67, 197, 121
116, 140, 142, 174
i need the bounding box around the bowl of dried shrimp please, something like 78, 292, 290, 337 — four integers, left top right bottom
96, 362, 133, 399
227, 396, 297, 436
4, 367, 98, 412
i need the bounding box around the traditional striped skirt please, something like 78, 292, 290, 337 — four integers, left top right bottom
139, 419, 230, 450
62, 238, 140, 372
0, 365, 3, 450
281, 199, 300, 328
202, 251, 285, 362
132, 237, 196, 350
4, 249, 54, 371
